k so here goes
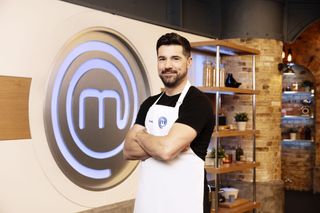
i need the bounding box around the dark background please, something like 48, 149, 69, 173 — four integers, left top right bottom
61, 0, 320, 42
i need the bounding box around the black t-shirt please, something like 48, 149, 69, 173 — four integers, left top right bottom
135, 86, 214, 161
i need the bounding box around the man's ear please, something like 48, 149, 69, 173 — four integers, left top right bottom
187, 56, 192, 69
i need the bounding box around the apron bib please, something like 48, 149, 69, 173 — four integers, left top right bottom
134, 82, 204, 213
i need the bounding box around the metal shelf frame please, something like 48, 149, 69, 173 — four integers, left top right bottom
191, 40, 259, 213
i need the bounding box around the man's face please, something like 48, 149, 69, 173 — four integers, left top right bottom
157, 45, 192, 88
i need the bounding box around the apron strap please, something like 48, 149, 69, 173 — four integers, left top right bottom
154, 81, 192, 107
176, 81, 191, 106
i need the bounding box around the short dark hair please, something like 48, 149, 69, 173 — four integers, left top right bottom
156, 32, 191, 57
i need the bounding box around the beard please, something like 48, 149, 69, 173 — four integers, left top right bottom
159, 69, 187, 88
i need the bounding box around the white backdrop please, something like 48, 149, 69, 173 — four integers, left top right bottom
0, 0, 209, 212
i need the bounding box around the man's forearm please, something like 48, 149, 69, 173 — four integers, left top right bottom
136, 130, 168, 161
123, 139, 150, 160
123, 125, 151, 160
136, 123, 196, 161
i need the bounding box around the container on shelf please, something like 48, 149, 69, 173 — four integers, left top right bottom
219, 64, 225, 87
236, 146, 244, 161
290, 132, 297, 140
292, 82, 299, 91
203, 60, 215, 87
237, 121, 247, 131
221, 187, 239, 200
225, 73, 241, 88
304, 127, 312, 140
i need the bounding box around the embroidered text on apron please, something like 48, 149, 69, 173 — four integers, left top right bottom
134, 82, 204, 213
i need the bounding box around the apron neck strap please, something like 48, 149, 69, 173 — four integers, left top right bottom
155, 81, 192, 106
176, 81, 191, 105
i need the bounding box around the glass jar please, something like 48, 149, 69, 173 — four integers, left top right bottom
219, 64, 225, 87
292, 82, 299, 91
203, 60, 215, 86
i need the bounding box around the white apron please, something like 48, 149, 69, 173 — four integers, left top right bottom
134, 82, 204, 213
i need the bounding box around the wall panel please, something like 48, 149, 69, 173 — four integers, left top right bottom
0, 76, 31, 140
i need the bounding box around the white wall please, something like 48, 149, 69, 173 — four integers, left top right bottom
0, 0, 210, 212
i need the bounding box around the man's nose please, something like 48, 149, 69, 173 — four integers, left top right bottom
164, 60, 173, 68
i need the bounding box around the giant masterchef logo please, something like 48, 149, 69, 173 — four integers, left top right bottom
44, 28, 150, 190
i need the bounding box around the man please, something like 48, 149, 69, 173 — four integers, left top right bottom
123, 32, 214, 213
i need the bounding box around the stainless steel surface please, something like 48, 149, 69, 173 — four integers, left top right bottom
252, 55, 257, 213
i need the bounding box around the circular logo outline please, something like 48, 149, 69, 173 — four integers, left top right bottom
44, 27, 150, 190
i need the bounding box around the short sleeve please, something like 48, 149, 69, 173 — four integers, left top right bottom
176, 88, 214, 134
134, 94, 160, 126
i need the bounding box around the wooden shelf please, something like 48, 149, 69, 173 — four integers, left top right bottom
282, 115, 314, 119
212, 201, 260, 213
213, 130, 258, 138
205, 162, 259, 174
282, 139, 313, 143
191, 40, 260, 56
198, 86, 258, 95
283, 91, 314, 96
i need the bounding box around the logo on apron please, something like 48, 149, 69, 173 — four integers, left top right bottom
158, 116, 167, 129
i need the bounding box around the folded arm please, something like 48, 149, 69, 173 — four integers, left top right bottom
123, 124, 151, 160
136, 123, 197, 161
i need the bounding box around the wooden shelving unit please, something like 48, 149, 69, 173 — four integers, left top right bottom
213, 130, 259, 138
205, 162, 260, 174
191, 40, 260, 56
191, 39, 260, 213
217, 201, 261, 213
282, 139, 313, 143
282, 90, 314, 97
198, 86, 259, 95
281, 115, 314, 119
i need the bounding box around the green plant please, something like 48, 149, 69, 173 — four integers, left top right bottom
234, 112, 249, 122
288, 127, 298, 133
210, 147, 225, 159
301, 80, 313, 88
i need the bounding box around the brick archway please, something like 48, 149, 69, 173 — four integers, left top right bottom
285, 19, 320, 193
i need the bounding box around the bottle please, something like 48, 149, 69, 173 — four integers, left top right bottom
235, 145, 244, 161
225, 73, 241, 88
304, 127, 311, 140
219, 64, 225, 87
203, 60, 214, 87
